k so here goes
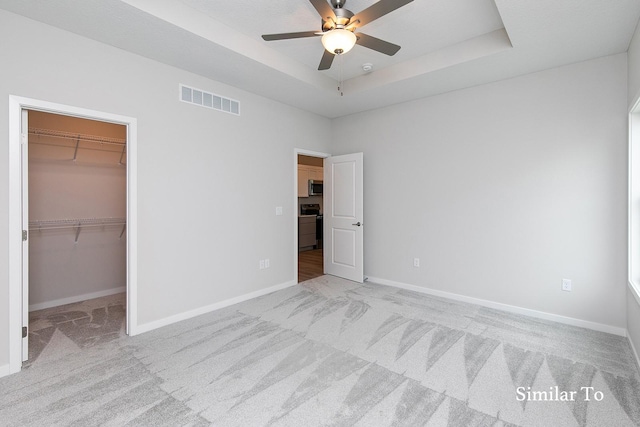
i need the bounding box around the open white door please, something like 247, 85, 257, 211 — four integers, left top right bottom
324, 152, 364, 283
21, 108, 29, 361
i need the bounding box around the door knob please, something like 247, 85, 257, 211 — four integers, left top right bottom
352, 222, 362, 226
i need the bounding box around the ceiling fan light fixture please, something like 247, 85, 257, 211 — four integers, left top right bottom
321, 28, 356, 55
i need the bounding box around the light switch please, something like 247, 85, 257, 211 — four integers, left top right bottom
276, 206, 283, 216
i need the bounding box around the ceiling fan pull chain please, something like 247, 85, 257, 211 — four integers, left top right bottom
338, 54, 344, 96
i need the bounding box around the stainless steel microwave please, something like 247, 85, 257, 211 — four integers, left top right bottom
308, 180, 323, 196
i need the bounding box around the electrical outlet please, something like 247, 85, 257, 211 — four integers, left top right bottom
265, 258, 270, 268
275, 207, 283, 216
562, 278, 572, 292
413, 258, 420, 268
259, 260, 265, 270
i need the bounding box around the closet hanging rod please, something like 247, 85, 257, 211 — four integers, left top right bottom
29, 217, 126, 231
28, 127, 126, 146
29, 157, 126, 169
29, 156, 126, 168
29, 217, 126, 243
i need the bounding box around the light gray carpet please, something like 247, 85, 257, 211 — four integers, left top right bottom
1, 276, 639, 426
25, 292, 126, 367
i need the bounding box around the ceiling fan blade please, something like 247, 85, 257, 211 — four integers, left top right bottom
309, 0, 336, 22
355, 32, 401, 56
262, 31, 320, 41
351, 0, 414, 28
318, 50, 335, 70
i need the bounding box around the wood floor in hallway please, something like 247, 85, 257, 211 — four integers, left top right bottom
298, 248, 323, 283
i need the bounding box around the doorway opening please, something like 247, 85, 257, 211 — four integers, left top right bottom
25, 110, 127, 366
296, 150, 328, 283
294, 149, 365, 285
297, 154, 324, 283
8, 96, 138, 375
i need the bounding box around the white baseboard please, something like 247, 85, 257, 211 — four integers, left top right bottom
135, 280, 297, 335
367, 276, 627, 337
628, 328, 640, 372
29, 286, 126, 312
0, 363, 12, 379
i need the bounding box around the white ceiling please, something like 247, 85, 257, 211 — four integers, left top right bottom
1, 0, 639, 118
181, 0, 506, 81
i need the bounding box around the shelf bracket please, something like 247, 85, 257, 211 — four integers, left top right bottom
118, 145, 126, 165
74, 222, 81, 243
72, 135, 80, 161
119, 223, 126, 239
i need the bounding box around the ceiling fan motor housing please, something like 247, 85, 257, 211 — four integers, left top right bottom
323, 6, 354, 30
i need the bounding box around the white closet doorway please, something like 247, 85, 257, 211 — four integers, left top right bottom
8, 96, 138, 375
25, 110, 127, 364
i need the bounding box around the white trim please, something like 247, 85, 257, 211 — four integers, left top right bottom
125, 117, 138, 337
293, 148, 330, 284
630, 281, 640, 307
28, 286, 126, 312
628, 328, 640, 372
629, 87, 640, 115
0, 364, 11, 379
135, 279, 298, 335
8, 97, 22, 375
629, 97, 640, 312
8, 95, 138, 375
629, 102, 632, 304
368, 276, 628, 337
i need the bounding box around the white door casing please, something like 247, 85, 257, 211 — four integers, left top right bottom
8, 95, 138, 376
20, 109, 29, 361
324, 153, 364, 283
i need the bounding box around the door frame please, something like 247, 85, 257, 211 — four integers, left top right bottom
8, 95, 139, 375
628, 95, 640, 306
294, 148, 330, 283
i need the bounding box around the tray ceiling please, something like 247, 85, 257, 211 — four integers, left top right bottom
0, 0, 639, 118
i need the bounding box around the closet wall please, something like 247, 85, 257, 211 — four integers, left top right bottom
28, 111, 126, 310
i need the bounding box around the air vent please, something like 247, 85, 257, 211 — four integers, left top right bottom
179, 84, 240, 116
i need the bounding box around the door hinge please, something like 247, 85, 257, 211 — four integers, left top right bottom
22, 326, 28, 338
22, 230, 28, 241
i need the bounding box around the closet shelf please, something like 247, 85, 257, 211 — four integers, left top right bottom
29, 217, 126, 243
28, 128, 126, 146
29, 127, 126, 165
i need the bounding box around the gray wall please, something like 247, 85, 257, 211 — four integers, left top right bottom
0, 10, 331, 369
1, 7, 635, 373
628, 289, 640, 367
627, 18, 640, 366
332, 54, 628, 329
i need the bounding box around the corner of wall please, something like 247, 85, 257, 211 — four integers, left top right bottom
629, 329, 640, 373
0, 363, 11, 379
133, 279, 297, 336
627, 284, 640, 371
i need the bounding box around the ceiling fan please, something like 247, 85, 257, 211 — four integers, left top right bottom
262, 0, 414, 70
